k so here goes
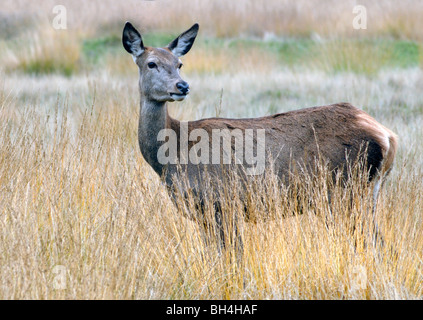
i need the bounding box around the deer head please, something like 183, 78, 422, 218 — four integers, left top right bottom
122, 22, 199, 102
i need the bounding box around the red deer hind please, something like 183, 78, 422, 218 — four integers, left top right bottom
122, 22, 397, 249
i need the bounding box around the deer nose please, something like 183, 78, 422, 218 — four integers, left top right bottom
176, 81, 190, 95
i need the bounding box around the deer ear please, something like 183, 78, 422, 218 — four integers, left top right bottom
167, 23, 199, 57
122, 22, 145, 57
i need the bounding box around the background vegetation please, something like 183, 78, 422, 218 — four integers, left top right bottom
0, 0, 422, 299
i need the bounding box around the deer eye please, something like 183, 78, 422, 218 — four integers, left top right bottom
147, 62, 157, 69
178, 63, 183, 69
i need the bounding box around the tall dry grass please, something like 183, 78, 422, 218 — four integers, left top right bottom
0, 68, 422, 299
0, 0, 422, 300
3, 25, 81, 76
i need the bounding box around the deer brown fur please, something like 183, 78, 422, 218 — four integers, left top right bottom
122, 22, 398, 248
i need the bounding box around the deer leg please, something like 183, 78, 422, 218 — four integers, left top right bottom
214, 202, 244, 258
371, 176, 385, 247
213, 203, 226, 254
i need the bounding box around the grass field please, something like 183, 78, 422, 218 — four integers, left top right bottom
0, 0, 422, 299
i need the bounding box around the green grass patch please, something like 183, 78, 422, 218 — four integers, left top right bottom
82, 34, 123, 66
142, 32, 179, 48
82, 32, 179, 61
5, 31, 81, 76
231, 37, 420, 75
389, 40, 420, 68
78, 33, 421, 76
314, 39, 420, 75
17, 59, 76, 77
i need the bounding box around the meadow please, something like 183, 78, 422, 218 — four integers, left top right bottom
0, 0, 422, 299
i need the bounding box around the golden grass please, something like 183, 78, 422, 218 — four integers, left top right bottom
0, 0, 422, 300
3, 26, 81, 76
0, 67, 422, 299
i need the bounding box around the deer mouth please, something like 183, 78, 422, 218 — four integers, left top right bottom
169, 92, 188, 101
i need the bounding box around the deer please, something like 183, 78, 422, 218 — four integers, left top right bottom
122, 22, 398, 251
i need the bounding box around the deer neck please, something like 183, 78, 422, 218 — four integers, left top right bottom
138, 94, 178, 177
